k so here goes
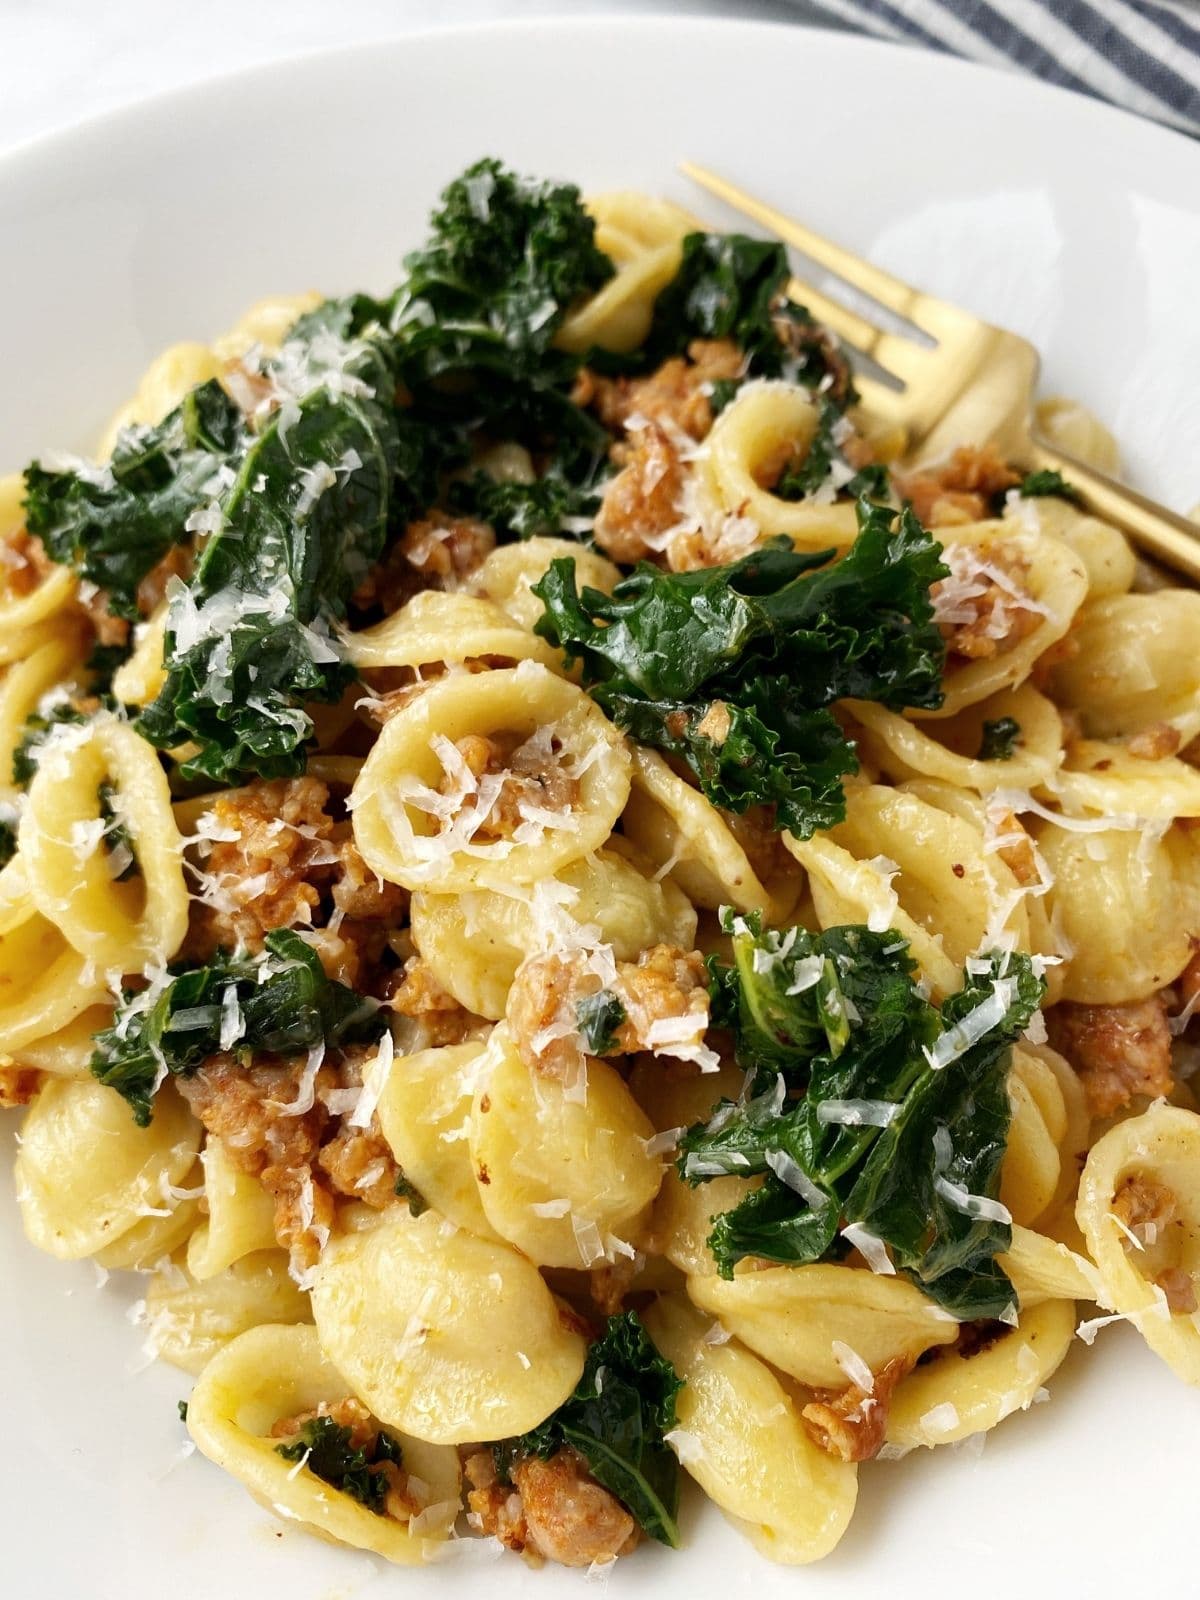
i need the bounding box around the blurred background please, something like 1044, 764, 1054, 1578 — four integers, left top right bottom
0, 1, 831, 149
0, 0, 1193, 152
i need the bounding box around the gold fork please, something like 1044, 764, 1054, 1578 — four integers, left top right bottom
681, 162, 1200, 585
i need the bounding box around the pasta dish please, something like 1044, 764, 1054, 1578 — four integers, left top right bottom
3, 160, 1199, 1571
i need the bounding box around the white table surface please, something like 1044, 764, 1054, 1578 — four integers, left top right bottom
0, 0, 833, 153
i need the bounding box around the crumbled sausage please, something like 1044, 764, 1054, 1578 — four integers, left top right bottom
389, 956, 482, 1048
1045, 996, 1173, 1118
178, 1046, 404, 1274
575, 339, 743, 443
184, 777, 406, 963
721, 802, 795, 888
1126, 722, 1182, 760
614, 944, 708, 1052
895, 443, 1019, 528
593, 419, 686, 565
177, 1053, 334, 1270
932, 543, 1044, 661
506, 943, 708, 1080
463, 1450, 531, 1554
0, 527, 54, 598
436, 730, 582, 843
801, 1356, 911, 1462
316, 1117, 399, 1210
1155, 1266, 1197, 1315
511, 1449, 639, 1567
0, 1065, 41, 1108
135, 542, 193, 616
1111, 1174, 1177, 1240
352, 514, 496, 615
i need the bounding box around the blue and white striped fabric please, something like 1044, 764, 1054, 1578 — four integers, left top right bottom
802, 0, 1200, 137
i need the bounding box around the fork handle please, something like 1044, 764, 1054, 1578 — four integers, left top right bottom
1027, 434, 1200, 586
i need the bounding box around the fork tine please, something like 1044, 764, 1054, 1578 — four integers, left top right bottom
784, 275, 886, 363
680, 161, 927, 329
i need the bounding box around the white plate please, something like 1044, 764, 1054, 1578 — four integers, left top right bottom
2, 18, 1199, 1600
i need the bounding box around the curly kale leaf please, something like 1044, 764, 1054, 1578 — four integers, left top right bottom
1017, 468, 1083, 505
634, 233, 850, 401
575, 989, 628, 1054
91, 929, 384, 1125
137, 324, 399, 783
534, 498, 947, 837
275, 1416, 403, 1514
977, 716, 1021, 761
24, 380, 242, 619
0, 817, 14, 869
772, 395, 888, 504
447, 466, 601, 542
680, 918, 1044, 1320
391, 159, 612, 476
495, 1312, 683, 1547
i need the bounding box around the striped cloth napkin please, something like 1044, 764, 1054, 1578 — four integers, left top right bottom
803, 0, 1200, 136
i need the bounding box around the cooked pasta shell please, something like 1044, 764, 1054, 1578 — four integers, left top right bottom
468, 1024, 661, 1267
186, 1322, 460, 1561
644, 1293, 857, 1564
885, 1299, 1076, 1448
687, 1265, 957, 1388
1076, 1104, 1200, 1385
16, 1077, 201, 1259
310, 1207, 586, 1442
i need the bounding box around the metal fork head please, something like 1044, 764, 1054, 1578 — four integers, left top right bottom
680, 162, 1041, 461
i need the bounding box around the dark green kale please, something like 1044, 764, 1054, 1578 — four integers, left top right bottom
137, 322, 400, 783
394, 1171, 429, 1216
534, 497, 948, 838
390, 159, 613, 478
495, 1312, 683, 1547
97, 782, 138, 882
91, 928, 384, 1125
11, 696, 98, 786
680, 915, 1044, 1319
447, 467, 601, 542
1017, 468, 1083, 505
772, 397, 888, 504
575, 989, 628, 1054
977, 717, 1021, 762
636, 233, 851, 401
0, 819, 14, 870
86, 640, 134, 694
24, 381, 242, 619
177, 1400, 189, 1423
275, 1415, 403, 1515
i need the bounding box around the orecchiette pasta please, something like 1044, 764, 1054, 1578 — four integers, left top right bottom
350, 663, 631, 892
884, 1299, 1076, 1448
687, 1265, 959, 1388
15, 1078, 200, 1259
468, 1024, 662, 1266
469, 536, 622, 633
411, 843, 696, 1019
310, 1207, 587, 1442
144, 1254, 313, 1374
694, 382, 860, 553
186, 1323, 461, 1561
623, 746, 789, 918
186, 1136, 279, 1280
375, 1041, 502, 1240
1076, 1104, 1200, 1384
644, 1294, 858, 1564
20, 713, 189, 969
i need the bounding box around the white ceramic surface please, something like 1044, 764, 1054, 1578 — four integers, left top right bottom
2, 19, 1199, 1600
